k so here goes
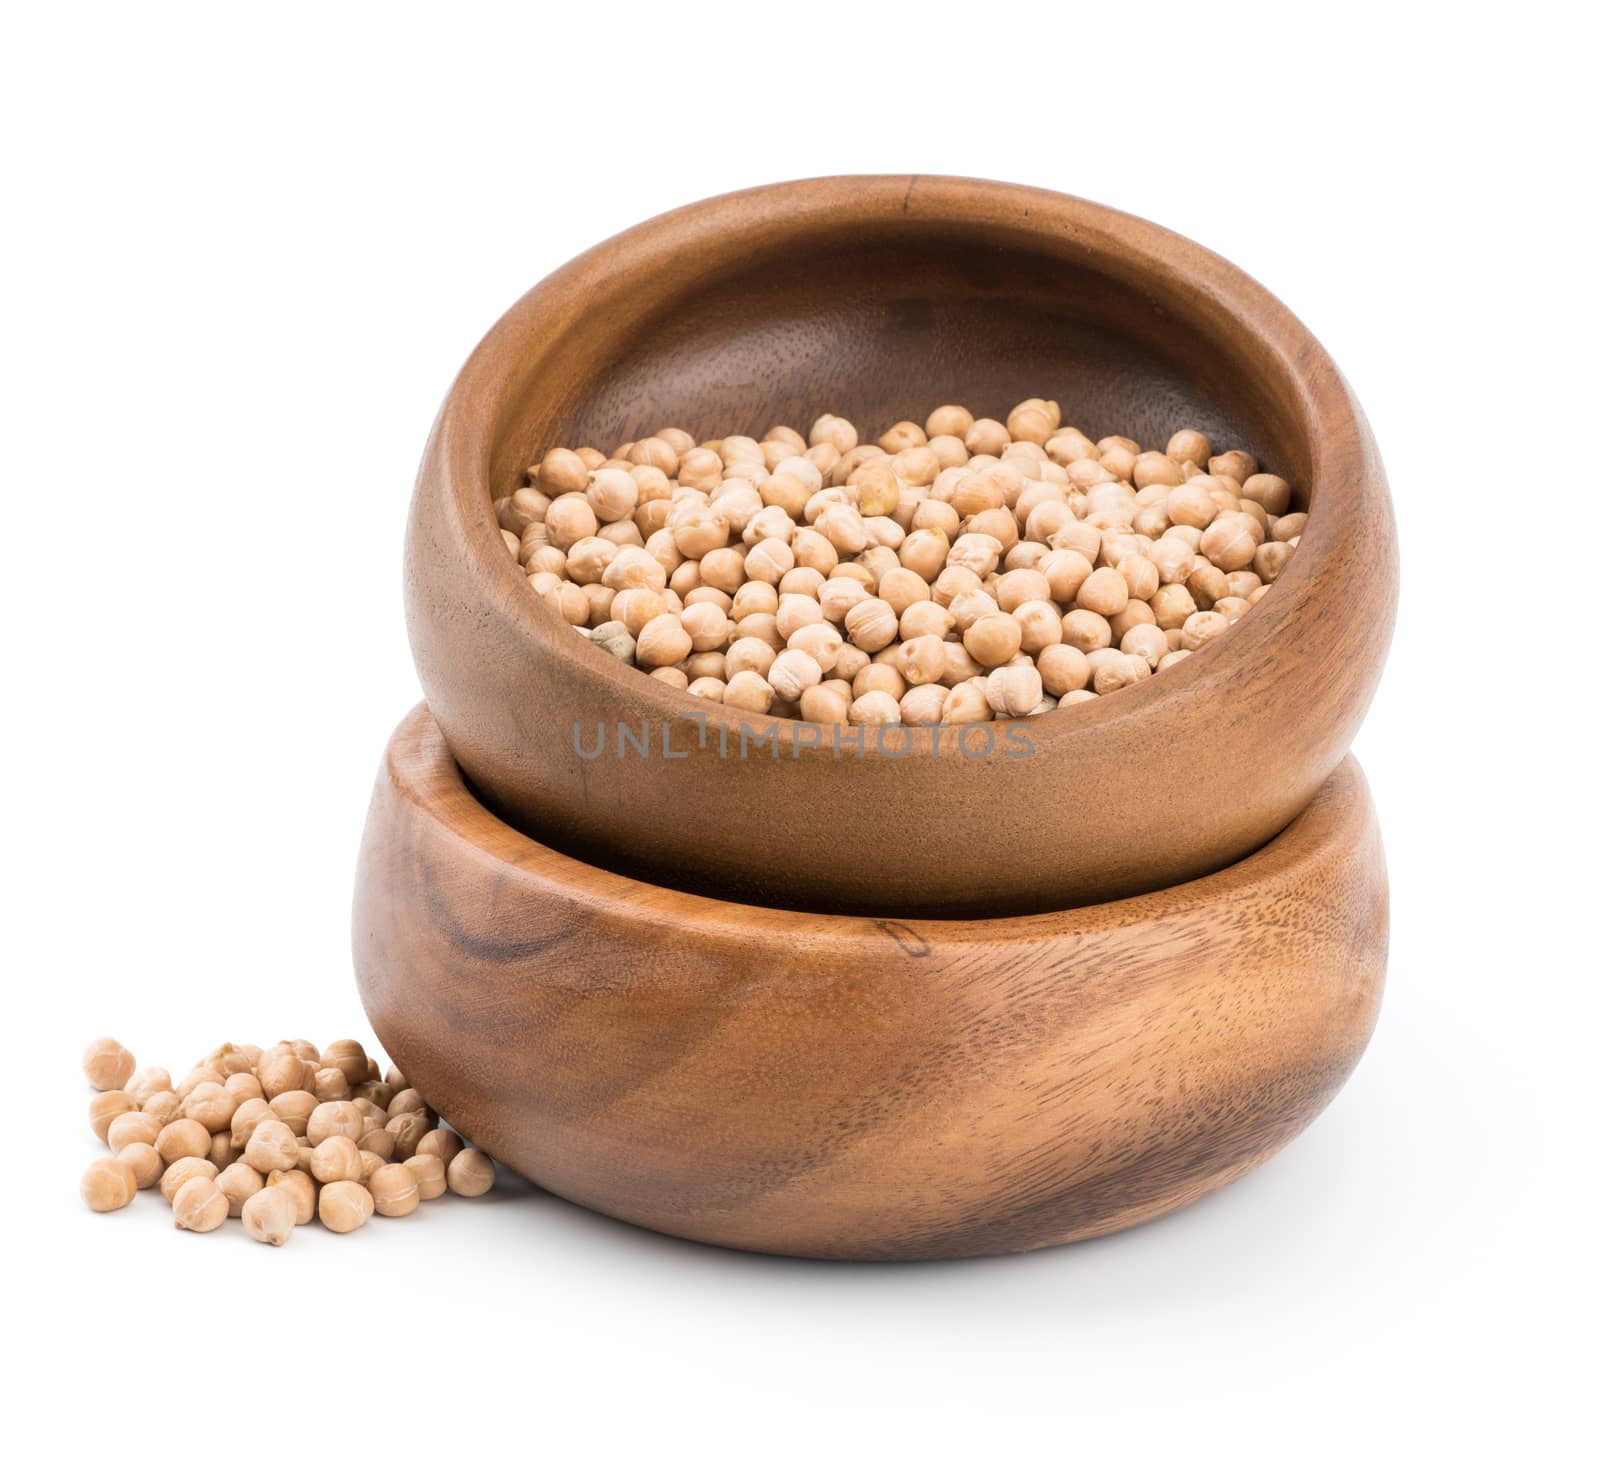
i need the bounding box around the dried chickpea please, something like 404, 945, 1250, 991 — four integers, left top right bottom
307, 1101, 365, 1147
446, 1149, 496, 1198
117, 1142, 163, 1190
182, 1081, 235, 1132
171, 1176, 229, 1232
159, 1157, 217, 1202
242, 1186, 297, 1246
82, 1038, 136, 1092
319, 1180, 374, 1234
269, 1089, 318, 1137
89, 1090, 135, 1142
308, 1134, 363, 1185
81, 1157, 138, 1213
215, 1161, 265, 1217
106, 1110, 161, 1154
124, 1065, 173, 1107
369, 1163, 421, 1218
404, 1154, 447, 1201
156, 1118, 211, 1166
267, 1168, 318, 1225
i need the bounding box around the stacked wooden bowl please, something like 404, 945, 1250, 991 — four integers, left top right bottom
354, 176, 1397, 1259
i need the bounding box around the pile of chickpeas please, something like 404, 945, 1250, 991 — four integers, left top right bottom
79, 1036, 499, 1243
497, 401, 1301, 724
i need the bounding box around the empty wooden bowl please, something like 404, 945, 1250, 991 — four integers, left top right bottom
354, 704, 1388, 1261
405, 175, 1397, 916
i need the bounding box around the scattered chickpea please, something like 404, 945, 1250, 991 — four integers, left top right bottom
159, 1157, 218, 1202
81, 1157, 138, 1213
319, 1180, 374, 1234
243, 1118, 299, 1174
369, 1164, 421, 1218
82, 1038, 136, 1092
171, 1176, 229, 1232
447, 1149, 496, 1198
117, 1142, 163, 1190
267, 1169, 317, 1226
215, 1161, 266, 1217
242, 1186, 297, 1246
404, 1154, 447, 1201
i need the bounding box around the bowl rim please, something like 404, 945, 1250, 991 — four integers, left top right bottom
385, 703, 1372, 943
423, 173, 1374, 751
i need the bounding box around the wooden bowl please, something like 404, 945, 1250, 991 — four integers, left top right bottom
405, 175, 1396, 917
354, 705, 1388, 1261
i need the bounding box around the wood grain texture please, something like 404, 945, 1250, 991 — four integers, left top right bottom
404, 175, 1398, 917
353, 705, 1388, 1261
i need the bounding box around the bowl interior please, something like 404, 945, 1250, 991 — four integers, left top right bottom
479, 182, 1314, 509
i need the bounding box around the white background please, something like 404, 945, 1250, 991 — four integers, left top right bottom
4, 3, 1594, 1466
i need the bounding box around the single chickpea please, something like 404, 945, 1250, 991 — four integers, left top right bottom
309, 1134, 364, 1184
81, 1157, 139, 1213
1121, 623, 1169, 670
156, 1118, 211, 1166
925, 405, 974, 438
159, 1157, 217, 1203
1272, 512, 1308, 542
82, 1038, 136, 1091
1092, 651, 1149, 695
223, 1071, 263, 1108
1254, 540, 1295, 583
319, 1180, 375, 1233
963, 613, 1023, 668
171, 1175, 229, 1232
878, 421, 926, 455
356, 1129, 395, 1163
106, 1111, 161, 1154
267, 1168, 318, 1225
268, 1089, 317, 1137
964, 418, 1009, 456
939, 681, 988, 723
310, 1066, 351, 1102
228, 1097, 273, 1149
369, 1163, 421, 1218
117, 1141, 163, 1190
847, 690, 901, 725
1186, 562, 1229, 610
633, 612, 692, 669
304, 1100, 365, 1147
1036, 643, 1090, 696
895, 684, 943, 725
899, 528, 950, 582
215, 1161, 266, 1217
443, 1148, 494, 1198
723, 669, 776, 714
1166, 428, 1212, 466
1074, 567, 1131, 617
123, 1065, 173, 1108
985, 663, 1044, 717
842, 598, 898, 653
244, 1118, 300, 1174
255, 1048, 303, 1101
1150, 582, 1199, 631
1061, 609, 1113, 652
242, 1186, 297, 1246
537, 448, 589, 496
768, 648, 824, 702
1181, 610, 1231, 651
404, 1154, 448, 1201
899, 634, 948, 687
799, 683, 850, 724
807, 414, 857, 454
181, 1081, 235, 1133
141, 1090, 181, 1127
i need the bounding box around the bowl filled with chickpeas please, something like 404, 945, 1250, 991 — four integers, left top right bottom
403, 174, 1396, 917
